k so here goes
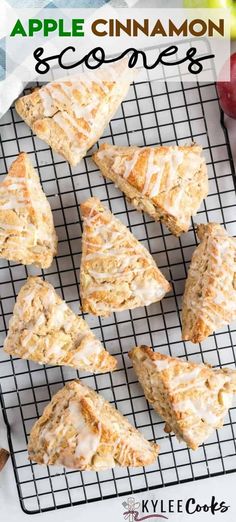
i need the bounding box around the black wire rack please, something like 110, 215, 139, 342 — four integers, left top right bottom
0, 40, 236, 515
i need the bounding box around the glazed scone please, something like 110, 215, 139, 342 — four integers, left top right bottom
15, 62, 134, 167
129, 346, 236, 450
80, 197, 171, 316
4, 277, 116, 373
0, 153, 57, 268
28, 379, 159, 470
182, 223, 236, 344
93, 143, 208, 236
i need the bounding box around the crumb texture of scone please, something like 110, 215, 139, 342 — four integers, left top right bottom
80, 197, 171, 316
129, 346, 236, 450
0, 153, 57, 268
182, 223, 236, 344
93, 143, 208, 236
15, 62, 134, 166
4, 276, 116, 373
28, 380, 159, 470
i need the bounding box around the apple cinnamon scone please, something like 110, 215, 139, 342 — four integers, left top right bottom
15, 61, 134, 167
93, 143, 208, 236
4, 277, 116, 373
129, 346, 236, 450
80, 197, 171, 316
0, 153, 57, 268
182, 223, 236, 344
28, 379, 159, 470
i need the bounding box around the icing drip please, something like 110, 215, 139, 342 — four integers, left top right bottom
142, 148, 156, 195
170, 367, 201, 389
130, 278, 166, 305
154, 359, 171, 371
122, 149, 141, 179
73, 338, 103, 366
69, 401, 100, 460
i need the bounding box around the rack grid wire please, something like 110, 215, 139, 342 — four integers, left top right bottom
0, 40, 236, 515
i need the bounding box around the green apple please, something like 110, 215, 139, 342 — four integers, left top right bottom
183, 0, 236, 39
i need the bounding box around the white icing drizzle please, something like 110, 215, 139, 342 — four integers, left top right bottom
174, 397, 226, 426
49, 302, 68, 329
42, 287, 57, 308
69, 401, 100, 460
122, 149, 141, 179
73, 338, 102, 366
47, 341, 64, 357
130, 278, 166, 305
100, 145, 184, 199
170, 367, 201, 389
153, 359, 171, 371
39, 88, 54, 117
82, 70, 110, 95
0, 223, 30, 233
0, 198, 28, 210
143, 147, 184, 198
21, 287, 37, 311
142, 148, 156, 195
53, 111, 90, 140
21, 313, 45, 348
61, 111, 90, 137
53, 112, 76, 142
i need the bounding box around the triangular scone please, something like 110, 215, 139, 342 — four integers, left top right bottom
0, 153, 57, 268
93, 143, 208, 236
15, 62, 134, 167
4, 277, 116, 373
28, 380, 159, 470
182, 223, 236, 344
80, 197, 171, 316
129, 346, 236, 450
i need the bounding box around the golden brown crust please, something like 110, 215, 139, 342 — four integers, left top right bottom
80, 197, 171, 316
93, 143, 208, 236
0, 153, 57, 268
0, 448, 10, 471
15, 62, 134, 166
4, 276, 116, 373
182, 223, 236, 343
129, 346, 236, 450
28, 380, 159, 470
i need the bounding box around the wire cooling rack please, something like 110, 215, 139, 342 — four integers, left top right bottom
0, 41, 236, 515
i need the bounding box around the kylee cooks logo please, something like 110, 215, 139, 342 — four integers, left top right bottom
122, 496, 230, 520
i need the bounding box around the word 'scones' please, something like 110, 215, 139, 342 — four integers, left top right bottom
0, 153, 57, 268
4, 277, 116, 374
80, 197, 171, 316
28, 380, 159, 470
129, 346, 236, 450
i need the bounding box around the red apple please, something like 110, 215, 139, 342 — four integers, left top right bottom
217, 53, 236, 119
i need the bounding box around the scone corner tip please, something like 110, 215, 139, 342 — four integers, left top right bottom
128, 345, 152, 358
80, 196, 104, 218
